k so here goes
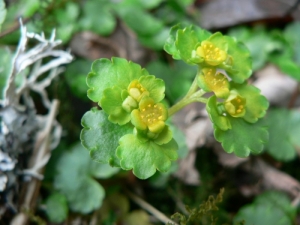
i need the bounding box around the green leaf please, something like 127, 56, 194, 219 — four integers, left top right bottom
54, 143, 109, 214
90, 163, 120, 179
87, 57, 148, 103
117, 0, 164, 9
206, 96, 231, 131
233, 191, 296, 225
100, 74, 165, 125
139, 27, 170, 50
0, 47, 12, 99
0, 0, 6, 31
230, 82, 269, 123
79, 0, 116, 35
176, 25, 200, 64
264, 109, 300, 161
116, 134, 178, 179
284, 21, 300, 66
101, 86, 131, 125
228, 26, 282, 71
53, 2, 79, 42
46, 193, 68, 223
139, 75, 165, 102
81, 108, 132, 167
67, 178, 104, 214
270, 56, 300, 81
214, 117, 268, 157
117, 6, 163, 36
64, 59, 92, 101
224, 36, 252, 83
164, 24, 186, 60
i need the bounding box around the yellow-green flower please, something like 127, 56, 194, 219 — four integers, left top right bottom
198, 67, 230, 98
122, 80, 150, 112
131, 97, 168, 134
196, 40, 227, 66
224, 91, 246, 117
128, 80, 149, 101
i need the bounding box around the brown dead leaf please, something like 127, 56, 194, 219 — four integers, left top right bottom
237, 158, 300, 198
175, 150, 200, 185
213, 142, 300, 198
254, 64, 298, 106
197, 0, 299, 30
70, 22, 153, 66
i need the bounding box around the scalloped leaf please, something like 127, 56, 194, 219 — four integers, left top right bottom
139, 27, 170, 50
116, 6, 163, 36
206, 96, 231, 131
233, 191, 296, 225
230, 82, 269, 123
139, 75, 165, 102
116, 134, 178, 179
87, 57, 149, 103
176, 26, 201, 64
214, 117, 268, 157
64, 59, 91, 101
265, 109, 300, 161
54, 143, 113, 214
46, 193, 68, 223
224, 36, 252, 83
164, 24, 186, 60
81, 108, 132, 167
164, 25, 211, 63
101, 86, 131, 125
79, 0, 116, 36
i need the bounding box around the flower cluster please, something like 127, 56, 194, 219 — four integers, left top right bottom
97, 61, 171, 144
83, 57, 178, 179
165, 25, 268, 132
81, 25, 270, 179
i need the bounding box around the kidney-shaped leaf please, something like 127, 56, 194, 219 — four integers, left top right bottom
81, 107, 132, 167
54, 143, 119, 214
116, 134, 178, 179
214, 117, 268, 157
265, 109, 300, 161
87, 57, 149, 103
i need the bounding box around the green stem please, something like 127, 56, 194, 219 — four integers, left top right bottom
168, 89, 207, 117
185, 75, 199, 98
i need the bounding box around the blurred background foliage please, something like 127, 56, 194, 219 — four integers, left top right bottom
0, 0, 300, 224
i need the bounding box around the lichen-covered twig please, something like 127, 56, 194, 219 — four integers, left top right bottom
0, 19, 72, 222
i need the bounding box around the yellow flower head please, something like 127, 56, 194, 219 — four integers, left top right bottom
131, 97, 167, 134
224, 91, 246, 117
196, 40, 227, 66
199, 68, 230, 98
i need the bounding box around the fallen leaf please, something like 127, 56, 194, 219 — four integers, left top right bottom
254, 64, 298, 106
